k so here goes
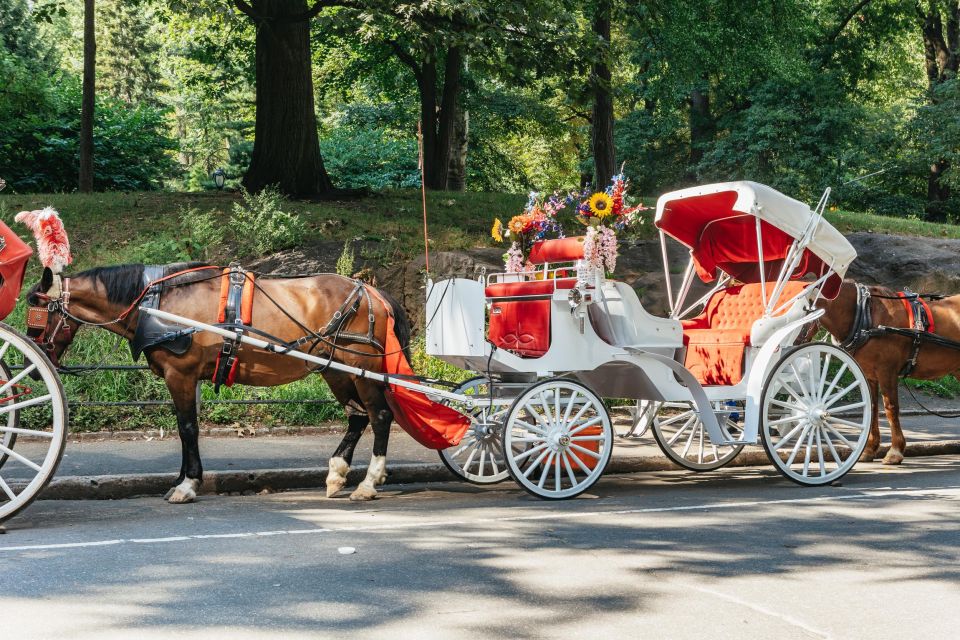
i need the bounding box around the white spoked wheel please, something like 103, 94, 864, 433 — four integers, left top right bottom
502, 379, 613, 500
760, 342, 870, 486
0, 323, 68, 524
0, 361, 18, 469
651, 400, 745, 471
438, 377, 509, 484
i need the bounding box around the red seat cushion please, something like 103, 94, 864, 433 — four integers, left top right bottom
484, 278, 576, 357
528, 237, 585, 264
682, 282, 808, 385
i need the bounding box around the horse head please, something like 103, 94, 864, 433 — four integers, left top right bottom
25, 266, 80, 371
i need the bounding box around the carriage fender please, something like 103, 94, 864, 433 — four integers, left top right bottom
743, 309, 825, 443
615, 350, 727, 445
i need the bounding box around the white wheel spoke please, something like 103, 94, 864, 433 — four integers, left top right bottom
538, 394, 555, 428
822, 426, 842, 464
523, 403, 551, 429
513, 418, 547, 436
561, 450, 578, 486
789, 363, 812, 400
658, 410, 695, 428
697, 421, 705, 464
823, 381, 861, 409
567, 415, 602, 436
0, 443, 43, 473
566, 448, 593, 474
569, 443, 601, 459
0, 474, 17, 501
522, 447, 551, 478
562, 390, 580, 424
667, 414, 697, 446
821, 362, 850, 404
681, 420, 697, 458
776, 378, 808, 405
802, 426, 815, 476
0, 364, 37, 395
462, 445, 479, 473
816, 352, 832, 401
537, 451, 555, 488
768, 414, 804, 427
828, 401, 866, 415
772, 422, 806, 451
554, 452, 561, 492
769, 397, 805, 412
785, 424, 812, 467
823, 423, 854, 448
0, 340, 11, 361
0, 394, 53, 416
0, 425, 54, 438
513, 442, 548, 464
478, 449, 486, 477
569, 435, 606, 442
829, 416, 868, 429
816, 427, 826, 476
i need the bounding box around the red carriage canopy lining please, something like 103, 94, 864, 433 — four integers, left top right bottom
655, 185, 849, 299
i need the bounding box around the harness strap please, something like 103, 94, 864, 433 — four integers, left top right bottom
898, 288, 934, 377
213, 265, 255, 391
841, 283, 873, 352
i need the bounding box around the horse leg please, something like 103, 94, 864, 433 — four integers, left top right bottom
880, 375, 906, 465
164, 376, 204, 504
350, 382, 392, 502
324, 375, 369, 497
860, 380, 881, 462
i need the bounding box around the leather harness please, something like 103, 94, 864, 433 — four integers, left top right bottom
840, 283, 935, 377
129, 266, 195, 361
213, 265, 255, 391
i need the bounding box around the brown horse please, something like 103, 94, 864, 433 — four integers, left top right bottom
816, 281, 960, 465
26, 263, 411, 503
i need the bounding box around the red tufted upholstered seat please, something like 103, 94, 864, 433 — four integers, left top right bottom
681, 281, 808, 385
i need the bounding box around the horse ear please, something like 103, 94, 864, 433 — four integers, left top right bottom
40, 267, 53, 293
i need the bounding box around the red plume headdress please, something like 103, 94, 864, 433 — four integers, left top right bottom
15, 207, 73, 273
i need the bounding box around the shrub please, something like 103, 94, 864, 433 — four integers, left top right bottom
179, 206, 225, 260
320, 126, 420, 189
335, 240, 355, 276
229, 186, 305, 255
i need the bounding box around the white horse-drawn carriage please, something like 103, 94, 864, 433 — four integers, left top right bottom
427, 181, 871, 497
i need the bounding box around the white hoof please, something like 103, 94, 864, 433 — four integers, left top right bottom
882, 448, 904, 465
326, 457, 350, 498
167, 478, 200, 504
349, 483, 378, 501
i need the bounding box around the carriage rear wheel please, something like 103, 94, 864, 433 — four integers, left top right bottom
651, 400, 745, 471
0, 361, 18, 469
502, 379, 613, 500
438, 377, 509, 484
760, 342, 870, 486
0, 323, 68, 524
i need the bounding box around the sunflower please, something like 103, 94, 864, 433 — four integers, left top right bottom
588, 192, 614, 218
491, 218, 504, 242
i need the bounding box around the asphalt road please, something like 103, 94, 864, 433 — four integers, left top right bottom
3, 456, 960, 639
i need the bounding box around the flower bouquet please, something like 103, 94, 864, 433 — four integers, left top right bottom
491, 192, 566, 273
573, 173, 648, 274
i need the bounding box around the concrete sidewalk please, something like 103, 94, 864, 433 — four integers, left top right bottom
7, 404, 959, 500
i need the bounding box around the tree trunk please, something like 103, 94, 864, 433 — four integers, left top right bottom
591, 0, 615, 189
446, 101, 468, 191
918, 1, 960, 220
687, 82, 714, 179
242, 0, 333, 197
417, 47, 462, 191
79, 0, 96, 193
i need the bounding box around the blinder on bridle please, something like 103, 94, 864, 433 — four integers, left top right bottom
26, 276, 73, 367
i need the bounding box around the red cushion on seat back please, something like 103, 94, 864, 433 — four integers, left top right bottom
528, 237, 585, 264
0, 221, 33, 321
683, 281, 809, 385
488, 299, 550, 357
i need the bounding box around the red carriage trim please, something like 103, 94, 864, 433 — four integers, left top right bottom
366, 287, 471, 450
528, 237, 585, 264
0, 221, 33, 321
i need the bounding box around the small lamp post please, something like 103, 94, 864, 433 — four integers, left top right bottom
212, 168, 226, 190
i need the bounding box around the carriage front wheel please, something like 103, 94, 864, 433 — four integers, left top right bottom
760, 342, 870, 486
502, 379, 613, 500
438, 377, 509, 485
0, 322, 68, 524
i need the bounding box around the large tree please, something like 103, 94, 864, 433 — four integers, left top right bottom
233, 0, 333, 197
591, 0, 615, 188
917, 0, 959, 219
79, 0, 95, 192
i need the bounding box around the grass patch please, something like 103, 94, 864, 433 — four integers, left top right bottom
904, 375, 960, 398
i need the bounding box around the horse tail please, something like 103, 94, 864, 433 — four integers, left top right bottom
378, 288, 412, 364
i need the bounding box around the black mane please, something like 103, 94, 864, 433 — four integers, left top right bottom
77, 261, 211, 305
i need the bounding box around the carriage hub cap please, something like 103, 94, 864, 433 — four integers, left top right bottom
558, 434, 571, 447
811, 408, 829, 423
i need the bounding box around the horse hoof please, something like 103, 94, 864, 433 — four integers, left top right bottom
167, 479, 199, 504
326, 478, 347, 498
882, 449, 904, 465
326, 457, 350, 498
858, 449, 878, 463
349, 484, 378, 501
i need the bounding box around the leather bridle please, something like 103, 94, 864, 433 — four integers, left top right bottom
26, 277, 74, 367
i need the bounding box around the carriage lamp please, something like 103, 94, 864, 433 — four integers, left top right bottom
212, 168, 226, 190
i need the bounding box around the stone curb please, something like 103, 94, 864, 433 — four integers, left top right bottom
36, 439, 960, 501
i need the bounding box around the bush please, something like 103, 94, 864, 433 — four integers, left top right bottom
229, 186, 305, 255
179, 206, 225, 260
320, 126, 420, 189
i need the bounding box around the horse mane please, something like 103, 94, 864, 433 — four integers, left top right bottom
78, 262, 211, 306
378, 288, 412, 363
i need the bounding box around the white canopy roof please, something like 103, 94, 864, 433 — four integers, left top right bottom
654, 181, 857, 281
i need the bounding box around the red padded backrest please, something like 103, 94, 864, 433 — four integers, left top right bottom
702, 281, 809, 334
528, 237, 585, 264
0, 222, 33, 321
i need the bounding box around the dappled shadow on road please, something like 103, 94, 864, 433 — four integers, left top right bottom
2, 458, 960, 637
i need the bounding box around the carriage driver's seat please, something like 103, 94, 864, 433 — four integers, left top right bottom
485, 238, 584, 357
681, 281, 809, 386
